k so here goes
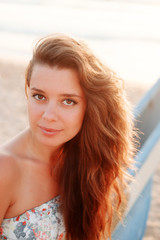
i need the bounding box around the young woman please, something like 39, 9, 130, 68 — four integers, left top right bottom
0, 33, 135, 240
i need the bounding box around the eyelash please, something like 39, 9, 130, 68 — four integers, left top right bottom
62, 99, 77, 106
32, 94, 77, 106
32, 94, 46, 101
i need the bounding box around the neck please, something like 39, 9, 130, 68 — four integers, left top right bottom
26, 128, 62, 167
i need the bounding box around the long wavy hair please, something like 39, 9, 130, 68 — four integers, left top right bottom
25, 33, 136, 240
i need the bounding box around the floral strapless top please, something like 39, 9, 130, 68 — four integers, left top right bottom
0, 196, 66, 240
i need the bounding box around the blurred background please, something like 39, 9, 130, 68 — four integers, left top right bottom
0, 0, 160, 239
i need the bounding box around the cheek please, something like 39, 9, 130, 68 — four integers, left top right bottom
67, 107, 86, 130
27, 101, 42, 123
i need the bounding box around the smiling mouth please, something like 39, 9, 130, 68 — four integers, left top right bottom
39, 126, 62, 136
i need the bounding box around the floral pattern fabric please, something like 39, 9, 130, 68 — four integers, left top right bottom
0, 196, 66, 240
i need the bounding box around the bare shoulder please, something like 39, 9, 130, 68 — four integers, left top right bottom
0, 153, 19, 203
0, 150, 19, 180
0, 134, 24, 224
0, 128, 29, 155
0, 131, 26, 198
0, 128, 30, 188
0, 152, 19, 224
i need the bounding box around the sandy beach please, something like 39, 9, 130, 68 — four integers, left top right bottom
0, 58, 159, 239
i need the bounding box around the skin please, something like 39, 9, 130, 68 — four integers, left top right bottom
0, 64, 86, 224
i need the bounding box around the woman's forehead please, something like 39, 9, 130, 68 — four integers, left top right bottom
29, 64, 85, 97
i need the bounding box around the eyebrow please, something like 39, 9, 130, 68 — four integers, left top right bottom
31, 87, 45, 93
30, 87, 83, 98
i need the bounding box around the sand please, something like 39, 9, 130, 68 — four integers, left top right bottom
0, 59, 160, 239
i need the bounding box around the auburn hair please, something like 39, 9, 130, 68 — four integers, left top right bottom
25, 33, 136, 239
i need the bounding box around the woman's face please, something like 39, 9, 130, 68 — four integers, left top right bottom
27, 64, 86, 148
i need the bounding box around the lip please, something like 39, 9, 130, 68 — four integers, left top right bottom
39, 125, 62, 136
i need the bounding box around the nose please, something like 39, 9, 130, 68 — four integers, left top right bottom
42, 101, 59, 122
